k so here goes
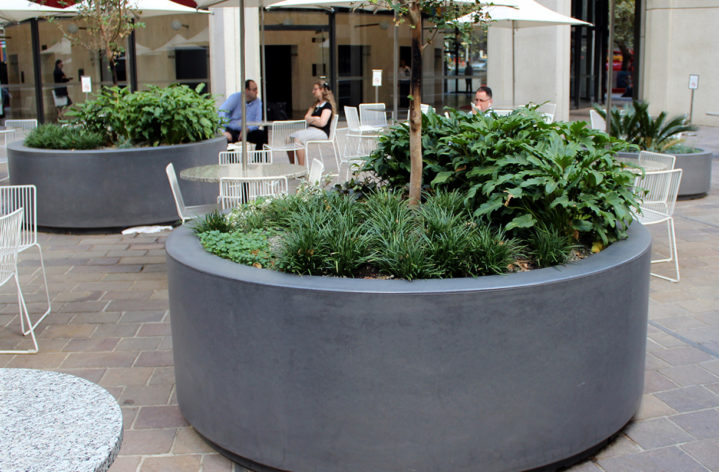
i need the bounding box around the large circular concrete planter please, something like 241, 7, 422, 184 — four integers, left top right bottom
7, 137, 225, 228
166, 223, 651, 472
618, 149, 713, 198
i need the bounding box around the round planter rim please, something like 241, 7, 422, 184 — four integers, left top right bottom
167, 222, 650, 294
7, 136, 225, 155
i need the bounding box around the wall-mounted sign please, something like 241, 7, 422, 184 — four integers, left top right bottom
372, 69, 382, 87
81, 76, 92, 93
689, 74, 699, 90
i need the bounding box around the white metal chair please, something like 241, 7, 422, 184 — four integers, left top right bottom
406, 104, 435, 121
165, 163, 217, 223
638, 150, 676, 171
4, 119, 38, 141
308, 159, 325, 186
0, 185, 51, 330
305, 114, 339, 170
633, 168, 683, 282
589, 109, 606, 130
219, 149, 272, 165
359, 103, 388, 129
219, 176, 288, 210
0, 208, 38, 354
345, 106, 379, 135
335, 127, 378, 181
537, 103, 557, 123
491, 109, 513, 117
0, 129, 15, 182
264, 120, 306, 161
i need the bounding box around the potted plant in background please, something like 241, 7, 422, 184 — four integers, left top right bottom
7, 84, 225, 228
595, 100, 712, 198
165, 108, 652, 472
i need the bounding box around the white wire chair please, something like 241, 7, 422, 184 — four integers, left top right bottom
0, 185, 51, 329
537, 103, 557, 123
304, 114, 339, 171
335, 127, 378, 181
345, 106, 379, 135
490, 109, 513, 117
219, 149, 272, 165
406, 104, 435, 121
308, 158, 325, 186
165, 163, 217, 223
264, 120, 306, 161
633, 168, 683, 282
589, 109, 606, 130
219, 176, 288, 210
0, 208, 38, 354
359, 103, 388, 129
4, 119, 38, 141
0, 129, 15, 182
638, 150, 676, 171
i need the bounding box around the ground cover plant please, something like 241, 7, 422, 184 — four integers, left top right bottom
24, 124, 105, 150
25, 84, 222, 149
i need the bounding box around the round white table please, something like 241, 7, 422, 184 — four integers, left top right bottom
180, 163, 307, 183
0, 368, 123, 472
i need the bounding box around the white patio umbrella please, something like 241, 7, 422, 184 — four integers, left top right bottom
0, 0, 73, 23
457, 0, 590, 107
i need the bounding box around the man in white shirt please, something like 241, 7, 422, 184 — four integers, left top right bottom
472, 86, 493, 114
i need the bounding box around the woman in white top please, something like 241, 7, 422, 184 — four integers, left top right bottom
289, 81, 336, 166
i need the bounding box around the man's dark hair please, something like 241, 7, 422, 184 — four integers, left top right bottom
55, 59, 62, 67
477, 86, 492, 98
245, 79, 256, 89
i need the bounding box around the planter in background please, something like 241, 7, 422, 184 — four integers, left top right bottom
7, 137, 225, 228
619, 149, 713, 198
166, 223, 652, 472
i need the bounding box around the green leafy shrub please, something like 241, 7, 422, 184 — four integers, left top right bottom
65, 84, 222, 147
24, 124, 105, 150
365, 108, 640, 246
593, 100, 697, 152
198, 229, 275, 269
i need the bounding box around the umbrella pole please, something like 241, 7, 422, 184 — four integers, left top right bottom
240, 0, 248, 167
512, 21, 516, 108
605, 0, 615, 135
261, 6, 267, 122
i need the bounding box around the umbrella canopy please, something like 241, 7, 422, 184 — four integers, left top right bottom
0, 0, 73, 23
61, 0, 208, 17
457, 0, 590, 107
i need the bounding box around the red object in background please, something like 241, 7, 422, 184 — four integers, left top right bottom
32, 0, 199, 8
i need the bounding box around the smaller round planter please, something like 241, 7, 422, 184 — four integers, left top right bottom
618, 149, 713, 198
8, 137, 226, 229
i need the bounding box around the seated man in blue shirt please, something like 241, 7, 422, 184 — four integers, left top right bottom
219, 79, 267, 150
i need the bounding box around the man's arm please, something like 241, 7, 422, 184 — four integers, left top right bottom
246, 99, 263, 131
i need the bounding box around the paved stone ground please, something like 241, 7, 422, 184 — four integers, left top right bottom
1, 120, 719, 472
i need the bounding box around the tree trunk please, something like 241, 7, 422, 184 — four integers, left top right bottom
408, 1, 422, 206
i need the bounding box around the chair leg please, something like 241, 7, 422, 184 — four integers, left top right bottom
0, 274, 39, 354
651, 218, 680, 283
24, 243, 52, 332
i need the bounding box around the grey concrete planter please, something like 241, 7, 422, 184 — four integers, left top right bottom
618, 149, 713, 198
166, 223, 652, 472
7, 137, 225, 228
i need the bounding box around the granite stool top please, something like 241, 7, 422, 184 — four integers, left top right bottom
0, 368, 123, 472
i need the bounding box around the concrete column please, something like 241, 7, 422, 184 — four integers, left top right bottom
487, 0, 572, 121
642, 0, 719, 125
209, 7, 262, 106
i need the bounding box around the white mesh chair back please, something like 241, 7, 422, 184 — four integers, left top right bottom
491, 109, 513, 117
308, 159, 325, 186
359, 103, 387, 128
420, 104, 433, 114
345, 106, 361, 131
335, 128, 377, 180
0, 207, 39, 354
267, 120, 306, 151
537, 103, 557, 123
327, 114, 339, 140
219, 176, 289, 209
589, 109, 606, 130
639, 150, 676, 171
165, 163, 189, 221
4, 119, 38, 141
219, 150, 272, 165
0, 185, 38, 250
0, 208, 22, 286
633, 168, 683, 282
